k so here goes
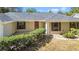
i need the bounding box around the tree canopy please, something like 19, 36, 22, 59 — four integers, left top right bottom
0, 7, 10, 13
48, 10, 52, 13
26, 8, 37, 13
66, 7, 79, 16
0, 7, 17, 13
57, 11, 64, 14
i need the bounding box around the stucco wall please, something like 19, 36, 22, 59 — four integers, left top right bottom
25, 22, 34, 31
3, 22, 16, 36
61, 22, 69, 33
25, 22, 45, 32
16, 22, 45, 32
48, 22, 70, 34
0, 22, 3, 36
39, 22, 45, 28
2, 21, 70, 36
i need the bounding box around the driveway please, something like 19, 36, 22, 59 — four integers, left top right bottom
38, 34, 79, 51
38, 39, 79, 51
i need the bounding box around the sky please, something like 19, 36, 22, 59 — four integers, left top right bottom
16, 7, 71, 13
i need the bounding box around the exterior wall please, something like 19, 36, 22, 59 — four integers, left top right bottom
61, 22, 69, 33
39, 22, 45, 28
3, 22, 16, 36
25, 22, 34, 31
16, 21, 70, 34
2, 21, 70, 36
17, 22, 35, 32
0, 22, 3, 36
16, 21, 45, 32
48, 22, 70, 34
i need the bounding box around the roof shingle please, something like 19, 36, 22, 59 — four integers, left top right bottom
0, 12, 79, 22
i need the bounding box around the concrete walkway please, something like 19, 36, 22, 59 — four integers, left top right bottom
52, 34, 79, 40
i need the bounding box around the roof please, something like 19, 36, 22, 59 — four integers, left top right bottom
72, 13, 79, 18
0, 13, 13, 22
0, 12, 79, 22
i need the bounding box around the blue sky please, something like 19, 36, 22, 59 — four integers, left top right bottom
16, 7, 71, 13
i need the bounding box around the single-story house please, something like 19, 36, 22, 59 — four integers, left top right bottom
0, 12, 79, 37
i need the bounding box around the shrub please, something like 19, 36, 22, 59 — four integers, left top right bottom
0, 28, 45, 51
76, 29, 79, 36
70, 28, 77, 35
63, 31, 75, 38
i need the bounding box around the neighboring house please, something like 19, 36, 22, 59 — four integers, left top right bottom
0, 12, 79, 36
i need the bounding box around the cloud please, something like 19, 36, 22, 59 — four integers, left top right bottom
50, 9, 59, 13
60, 7, 71, 12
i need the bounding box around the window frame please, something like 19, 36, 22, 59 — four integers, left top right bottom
17, 22, 26, 29
51, 22, 61, 31
70, 22, 79, 29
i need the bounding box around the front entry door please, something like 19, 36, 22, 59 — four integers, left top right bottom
35, 22, 39, 29
17, 22, 25, 30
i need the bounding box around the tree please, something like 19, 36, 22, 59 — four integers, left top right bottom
48, 10, 52, 13
58, 11, 64, 14
0, 7, 17, 13
26, 8, 37, 13
66, 7, 79, 16
0, 7, 9, 13
8, 7, 17, 12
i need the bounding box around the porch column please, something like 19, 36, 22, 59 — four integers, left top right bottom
45, 22, 48, 34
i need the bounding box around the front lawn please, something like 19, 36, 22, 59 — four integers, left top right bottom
39, 40, 79, 51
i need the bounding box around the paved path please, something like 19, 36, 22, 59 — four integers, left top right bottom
52, 34, 79, 40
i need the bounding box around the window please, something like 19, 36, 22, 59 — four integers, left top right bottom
17, 22, 25, 29
77, 22, 79, 29
51, 22, 61, 31
35, 22, 39, 29
70, 22, 79, 29
70, 22, 76, 28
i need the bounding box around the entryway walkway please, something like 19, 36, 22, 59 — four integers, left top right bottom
52, 34, 79, 40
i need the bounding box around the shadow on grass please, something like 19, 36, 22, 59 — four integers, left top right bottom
21, 35, 53, 51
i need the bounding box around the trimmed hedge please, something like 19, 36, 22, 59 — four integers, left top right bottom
0, 28, 45, 51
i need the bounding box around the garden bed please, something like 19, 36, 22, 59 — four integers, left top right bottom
0, 28, 51, 51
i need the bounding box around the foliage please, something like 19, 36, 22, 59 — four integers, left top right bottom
0, 7, 17, 13
63, 31, 75, 38
63, 28, 79, 38
58, 11, 64, 14
75, 29, 79, 36
0, 28, 45, 51
0, 7, 10, 13
66, 7, 79, 16
69, 28, 79, 35
70, 28, 77, 35
48, 10, 52, 13
26, 8, 37, 13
